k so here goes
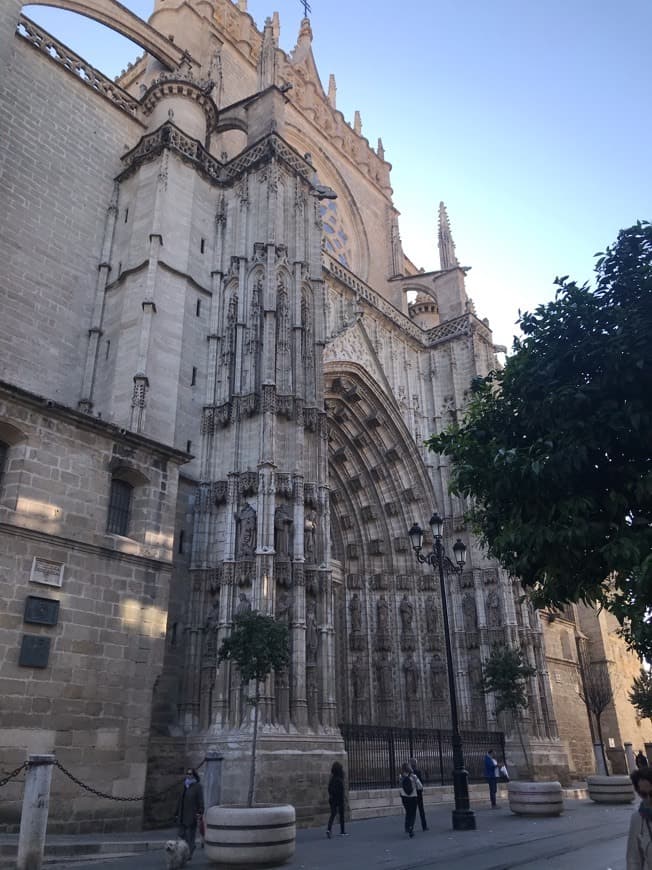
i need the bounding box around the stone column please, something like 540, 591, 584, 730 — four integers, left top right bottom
17, 754, 55, 870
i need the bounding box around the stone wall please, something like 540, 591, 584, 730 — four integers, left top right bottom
0, 383, 185, 832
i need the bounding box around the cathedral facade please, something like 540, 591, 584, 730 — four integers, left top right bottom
1, 0, 648, 831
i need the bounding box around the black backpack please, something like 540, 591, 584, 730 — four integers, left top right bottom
401, 774, 414, 795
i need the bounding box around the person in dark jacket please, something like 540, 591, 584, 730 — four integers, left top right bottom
484, 749, 498, 808
176, 768, 204, 855
409, 757, 428, 831
399, 762, 421, 838
637, 750, 650, 769
326, 761, 347, 838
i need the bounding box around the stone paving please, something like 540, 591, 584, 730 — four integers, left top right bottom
0, 798, 636, 870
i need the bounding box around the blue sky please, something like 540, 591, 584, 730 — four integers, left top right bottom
24, 0, 651, 351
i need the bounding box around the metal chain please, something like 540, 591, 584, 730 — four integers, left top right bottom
0, 762, 27, 788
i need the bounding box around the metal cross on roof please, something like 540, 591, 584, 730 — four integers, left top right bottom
300, 0, 312, 17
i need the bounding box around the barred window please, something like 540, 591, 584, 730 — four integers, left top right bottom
107, 478, 133, 536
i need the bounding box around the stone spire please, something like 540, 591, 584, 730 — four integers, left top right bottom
377, 137, 385, 160
237, 0, 247, 10
353, 110, 362, 135
328, 73, 336, 108
258, 16, 278, 89
438, 201, 458, 270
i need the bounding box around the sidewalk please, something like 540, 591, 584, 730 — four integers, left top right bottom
0, 798, 634, 870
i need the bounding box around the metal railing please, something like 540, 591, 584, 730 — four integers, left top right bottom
340, 723, 505, 790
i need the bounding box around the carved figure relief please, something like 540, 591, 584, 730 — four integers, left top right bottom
306, 601, 318, 663
377, 596, 389, 632
304, 508, 317, 562
486, 590, 501, 628
349, 593, 362, 632
235, 592, 251, 617
429, 654, 446, 701
376, 655, 393, 699
276, 589, 292, 623
236, 504, 257, 558
469, 657, 483, 698
274, 505, 294, 559
403, 652, 419, 700
462, 593, 479, 649
351, 658, 366, 700
275, 278, 291, 393
399, 593, 416, 651
425, 595, 438, 635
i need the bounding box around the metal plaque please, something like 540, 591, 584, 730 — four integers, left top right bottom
24, 596, 60, 626
19, 635, 51, 668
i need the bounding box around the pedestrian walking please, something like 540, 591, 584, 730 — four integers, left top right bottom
627, 766, 652, 868
326, 761, 347, 838
484, 749, 498, 808
409, 757, 428, 831
399, 762, 421, 838
175, 767, 204, 856
637, 750, 649, 769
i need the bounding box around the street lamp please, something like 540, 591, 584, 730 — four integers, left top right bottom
408, 512, 476, 831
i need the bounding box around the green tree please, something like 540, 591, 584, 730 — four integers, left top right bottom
428, 222, 652, 659
482, 645, 537, 775
629, 668, 652, 722
217, 611, 290, 807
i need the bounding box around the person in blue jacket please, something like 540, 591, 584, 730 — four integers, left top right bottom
484, 749, 499, 808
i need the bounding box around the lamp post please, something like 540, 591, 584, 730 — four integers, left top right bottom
408, 512, 476, 831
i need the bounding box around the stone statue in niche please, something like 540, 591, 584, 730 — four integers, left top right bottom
349, 593, 362, 632
376, 655, 393, 699
429, 654, 446, 701
276, 589, 292, 623
306, 601, 319, 663
425, 595, 438, 635
236, 503, 256, 559
351, 658, 366, 700
486, 590, 501, 628
304, 509, 317, 561
462, 592, 479, 649
377, 595, 389, 632
203, 597, 220, 658
235, 592, 251, 617
469, 658, 483, 697
274, 505, 294, 559
399, 594, 414, 633
403, 652, 419, 699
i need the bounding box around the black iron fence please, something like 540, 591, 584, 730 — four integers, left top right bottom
340, 723, 505, 790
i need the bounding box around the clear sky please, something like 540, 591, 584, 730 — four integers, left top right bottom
24, 0, 651, 351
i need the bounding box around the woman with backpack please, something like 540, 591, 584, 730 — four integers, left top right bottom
326, 761, 347, 838
399, 762, 421, 838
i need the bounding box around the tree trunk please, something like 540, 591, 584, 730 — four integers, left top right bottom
594, 713, 610, 776
514, 714, 532, 777
248, 684, 260, 808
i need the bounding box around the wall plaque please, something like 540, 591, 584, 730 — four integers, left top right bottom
29, 557, 64, 587
19, 635, 51, 668
24, 596, 60, 626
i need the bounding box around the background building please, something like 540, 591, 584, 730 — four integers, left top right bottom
1, 0, 649, 831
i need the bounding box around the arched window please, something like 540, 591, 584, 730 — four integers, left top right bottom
107, 478, 133, 536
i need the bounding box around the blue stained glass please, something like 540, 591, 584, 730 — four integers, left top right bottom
324, 223, 335, 234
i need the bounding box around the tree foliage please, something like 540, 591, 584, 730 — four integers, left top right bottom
482, 645, 537, 774
427, 222, 652, 658
629, 668, 652, 721
217, 611, 290, 806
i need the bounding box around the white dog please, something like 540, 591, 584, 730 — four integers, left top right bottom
164, 838, 190, 870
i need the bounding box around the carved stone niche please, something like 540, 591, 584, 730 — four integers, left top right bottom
370, 466, 386, 482
213, 480, 228, 505
371, 573, 390, 591
277, 395, 294, 419
384, 501, 399, 517
331, 377, 344, 393
275, 473, 293, 498
460, 571, 475, 589
361, 505, 376, 523
304, 407, 318, 431
364, 413, 381, 429
340, 514, 354, 530
396, 573, 412, 590
239, 472, 258, 496
394, 537, 409, 553
237, 561, 254, 587
343, 387, 361, 403
304, 483, 318, 507
368, 539, 385, 556
349, 632, 365, 652
418, 574, 437, 592
483, 568, 499, 585
275, 560, 292, 588
349, 476, 363, 494
347, 573, 364, 589
305, 570, 319, 595
402, 487, 416, 502
353, 431, 368, 448
346, 543, 360, 560
385, 446, 400, 463
332, 447, 347, 465
252, 241, 266, 262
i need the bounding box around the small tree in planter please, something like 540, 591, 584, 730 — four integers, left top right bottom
578, 660, 614, 775
217, 610, 290, 807
482, 645, 536, 776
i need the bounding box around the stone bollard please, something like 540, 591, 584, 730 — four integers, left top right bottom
17, 754, 56, 870
625, 743, 637, 773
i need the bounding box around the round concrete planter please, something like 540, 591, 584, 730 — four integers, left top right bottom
587, 774, 635, 804
508, 781, 564, 816
205, 804, 296, 867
